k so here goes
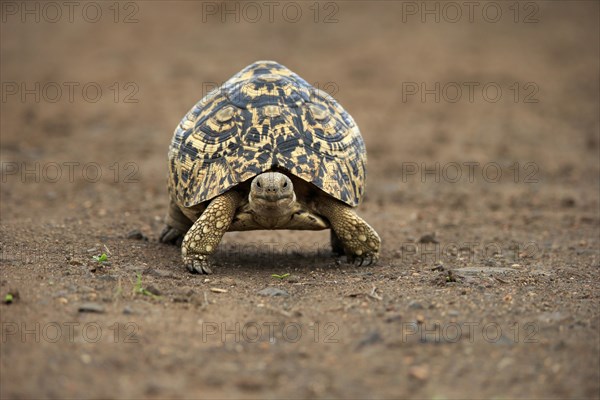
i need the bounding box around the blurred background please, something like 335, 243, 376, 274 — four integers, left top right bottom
2, 1, 598, 221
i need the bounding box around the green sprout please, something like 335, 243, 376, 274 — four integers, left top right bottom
133, 273, 159, 298
271, 273, 290, 279
4, 293, 14, 304
93, 253, 108, 263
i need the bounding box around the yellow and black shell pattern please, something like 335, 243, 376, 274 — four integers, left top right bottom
168, 60, 367, 208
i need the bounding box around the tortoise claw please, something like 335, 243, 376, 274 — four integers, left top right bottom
185, 257, 213, 274
348, 253, 378, 267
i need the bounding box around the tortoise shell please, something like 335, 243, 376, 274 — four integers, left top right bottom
167, 60, 367, 208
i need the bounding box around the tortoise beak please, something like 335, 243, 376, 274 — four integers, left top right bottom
253, 193, 293, 202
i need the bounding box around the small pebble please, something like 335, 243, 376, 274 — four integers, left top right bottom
78, 302, 105, 313
146, 285, 161, 296
127, 229, 148, 241
560, 197, 576, 208
408, 300, 424, 310
409, 365, 430, 381
418, 234, 438, 244
257, 287, 289, 297
357, 331, 383, 348
80, 354, 92, 364
385, 314, 402, 323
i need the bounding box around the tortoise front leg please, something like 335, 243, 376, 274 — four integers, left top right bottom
181, 190, 242, 274
317, 197, 381, 266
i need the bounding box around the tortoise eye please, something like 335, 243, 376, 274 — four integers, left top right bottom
256, 180, 262, 188
282, 181, 288, 188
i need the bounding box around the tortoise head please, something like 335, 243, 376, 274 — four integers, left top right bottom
249, 172, 296, 217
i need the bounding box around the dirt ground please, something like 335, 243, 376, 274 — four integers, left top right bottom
1, 1, 599, 399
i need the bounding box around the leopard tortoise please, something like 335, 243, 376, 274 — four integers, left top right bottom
160, 61, 380, 273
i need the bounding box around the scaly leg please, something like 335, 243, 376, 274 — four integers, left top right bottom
181, 190, 242, 274
317, 197, 380, 266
